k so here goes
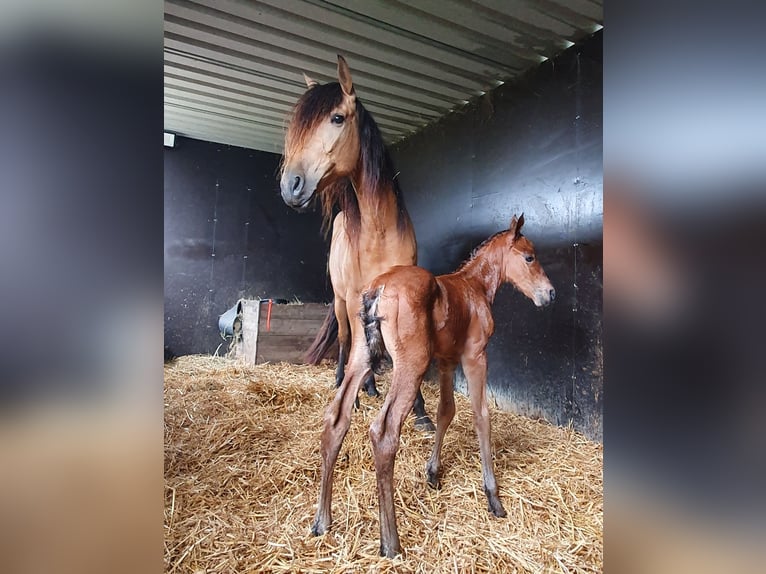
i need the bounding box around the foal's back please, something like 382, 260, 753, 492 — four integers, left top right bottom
365, 265, 490, 366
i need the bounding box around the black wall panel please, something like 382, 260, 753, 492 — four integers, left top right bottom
164, 138, 332, 357
391, 33, 603, 440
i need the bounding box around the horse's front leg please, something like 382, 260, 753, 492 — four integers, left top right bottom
462, 352, 507, 518
412, 389, 434, 431
334, 297, 350, 388
312, 360, 368, 535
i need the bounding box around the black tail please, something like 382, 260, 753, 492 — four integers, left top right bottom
361, 287, 390, 375
305, 304, 338, 365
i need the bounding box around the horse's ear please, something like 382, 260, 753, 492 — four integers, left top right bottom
337, 54, 355, 97
510, 213, 525, 238
303, 73, 318, 89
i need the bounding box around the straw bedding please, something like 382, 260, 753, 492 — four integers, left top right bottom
164, 356, 602, 573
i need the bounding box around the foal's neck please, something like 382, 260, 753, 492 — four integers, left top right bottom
456, 240, 505, 304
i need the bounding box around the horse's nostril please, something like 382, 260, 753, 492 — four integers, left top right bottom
291, 175, 303, 195
549, 289, 556, 301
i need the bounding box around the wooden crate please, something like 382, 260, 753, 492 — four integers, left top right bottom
235, 301, 333, 364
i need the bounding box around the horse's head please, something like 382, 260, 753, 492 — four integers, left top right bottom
503, 214, 556, 307
280, 55, 360, 212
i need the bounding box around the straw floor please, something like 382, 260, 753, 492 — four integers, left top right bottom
164, 356, 602, 573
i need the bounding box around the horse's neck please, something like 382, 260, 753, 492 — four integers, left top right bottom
352, 175, 415, 262
455, 248, 502, 304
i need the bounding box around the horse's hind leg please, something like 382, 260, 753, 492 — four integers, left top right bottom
369, 365, 425, 557
462, 352, 506, 518
425, 362, 457, 488
312, 358, 368, 536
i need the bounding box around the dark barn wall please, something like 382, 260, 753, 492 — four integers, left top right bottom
391, 33, 603, 440
164, 137, 332, 356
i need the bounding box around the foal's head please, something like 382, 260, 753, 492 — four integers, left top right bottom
502, 214, 556, 307
280, 55, 360, 212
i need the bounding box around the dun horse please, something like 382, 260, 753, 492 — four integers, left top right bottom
279, 55, 432, 430
311, 214, 556, 557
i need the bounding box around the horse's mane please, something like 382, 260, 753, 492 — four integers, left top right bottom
286, 82, 409, 239
454, 229, 515, 273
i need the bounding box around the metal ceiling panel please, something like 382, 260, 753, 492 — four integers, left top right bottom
164, 0, 602, 153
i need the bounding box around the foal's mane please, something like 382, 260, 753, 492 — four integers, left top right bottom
286, 82, 409, 239
455, 229, 515, 273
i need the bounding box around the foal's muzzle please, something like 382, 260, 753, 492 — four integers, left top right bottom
535, 287, 556, 308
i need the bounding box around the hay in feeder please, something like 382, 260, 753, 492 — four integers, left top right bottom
164, 356, 602, 573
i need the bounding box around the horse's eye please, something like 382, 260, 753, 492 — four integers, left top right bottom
331, 114, 345, 125
525, 255, 535, 263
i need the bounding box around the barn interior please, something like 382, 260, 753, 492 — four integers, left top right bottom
164, 1, 603, 571
164, 0, 603, 440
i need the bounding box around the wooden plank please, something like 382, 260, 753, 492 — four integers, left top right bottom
237, 299, 261, 365
256, 334, 315, 364
258, 303, 331, 320
256, 317, 326, 335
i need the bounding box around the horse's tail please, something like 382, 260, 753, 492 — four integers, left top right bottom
304, 304, 338, 365
361, 286, 390, 375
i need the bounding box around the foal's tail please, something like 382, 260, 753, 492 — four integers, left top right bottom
361, 286, 390, 375
304, 304, 338, 365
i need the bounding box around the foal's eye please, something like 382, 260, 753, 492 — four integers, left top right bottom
525, 255, 535, 263
331, 114, 345, 125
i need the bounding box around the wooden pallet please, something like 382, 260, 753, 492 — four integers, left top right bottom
236, 301, 334, 364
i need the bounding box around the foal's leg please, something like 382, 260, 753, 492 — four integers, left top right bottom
462, 352, 507, 518
312, 357, 368, 536
369, 366, 425, 557
425, 362, 457, 488
334, 297, 350, 388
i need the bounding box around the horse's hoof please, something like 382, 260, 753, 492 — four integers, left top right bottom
380, 543, 401, 558
365, 386, 380, 398
488, 502, 507, 518
414, 417, 435, 432
310, 519, 328, 536
426, 472, 441, 490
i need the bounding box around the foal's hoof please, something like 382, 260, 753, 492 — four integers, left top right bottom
426, 470, 441, 490
491, 506, 507, 518
488, 500, 507, 518
310, 518, 329, 536
414, 416, 435, 432
380, 542, 401, 558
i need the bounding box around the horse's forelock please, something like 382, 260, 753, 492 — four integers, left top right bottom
285, 82, 344, 158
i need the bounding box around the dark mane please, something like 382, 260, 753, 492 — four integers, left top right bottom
355, 99, 410, 236
286, 82, 409, 238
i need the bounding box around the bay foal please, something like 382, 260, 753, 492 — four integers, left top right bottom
311, 214, 556, 557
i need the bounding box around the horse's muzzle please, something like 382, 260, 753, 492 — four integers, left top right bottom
280, 169, 314, 211
535, 288, 556, 308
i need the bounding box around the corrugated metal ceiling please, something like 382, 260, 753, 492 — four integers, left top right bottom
164, 0, 602, 153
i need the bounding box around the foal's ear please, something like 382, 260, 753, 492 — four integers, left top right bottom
337, 54, 355, 97
510, 213, 525, 238
303, 73, 318, 89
